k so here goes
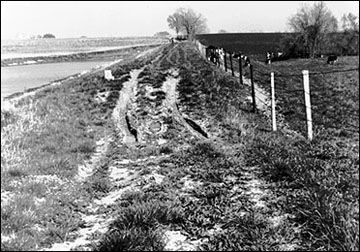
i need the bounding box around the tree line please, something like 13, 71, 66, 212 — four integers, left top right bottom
167, 1, 359, 57
280, 1, 359, 58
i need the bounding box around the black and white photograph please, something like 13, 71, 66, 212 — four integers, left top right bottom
1, 1, 359, 251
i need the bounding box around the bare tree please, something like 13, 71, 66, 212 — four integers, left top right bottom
339, 13, 359, 55
341, 13, 359, 32
288, 1, 338, 57
167, 8, 209, 40
167, 12, 184, 35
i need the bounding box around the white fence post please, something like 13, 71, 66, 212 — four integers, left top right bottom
302, 70, 313, 141
271, 72, 277, 131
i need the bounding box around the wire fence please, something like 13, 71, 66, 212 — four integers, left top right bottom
195, 40, 359, 140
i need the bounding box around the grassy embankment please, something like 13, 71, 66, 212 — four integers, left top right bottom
97, 43, 359, 251
1, 41, 358, 251
89, 42, 298, 251
1, 44, 165, 250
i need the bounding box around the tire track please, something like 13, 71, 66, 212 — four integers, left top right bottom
161, 68, 208, 140
112, 67, 145, 144
40, 67, 147, 251
75, 136, 110, 182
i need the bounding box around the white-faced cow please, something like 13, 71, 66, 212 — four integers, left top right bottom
218, 48, 225, 67
206, 46, 216, 62
215, 48, 221, 66
265, 52, 271, 64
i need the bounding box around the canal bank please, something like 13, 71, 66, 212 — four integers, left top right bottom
1, 44, 162, 107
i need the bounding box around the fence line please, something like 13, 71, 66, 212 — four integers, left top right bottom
195, 40, 359, 140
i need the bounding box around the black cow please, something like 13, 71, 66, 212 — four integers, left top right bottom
206, 46, 221, 66
327, 55, 338, 64
232, 52, 241, 59
214, 50, 220, 66
210, 52, 219, 65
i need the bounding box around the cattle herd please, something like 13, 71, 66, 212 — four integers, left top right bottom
206, 46, 251, 68
168, 38, 338, 66
205, 47, 338, 67
264, 51, 338, 65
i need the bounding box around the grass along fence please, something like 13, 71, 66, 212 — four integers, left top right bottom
195, 40, 359, 140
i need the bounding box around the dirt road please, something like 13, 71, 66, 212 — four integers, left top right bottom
2, 42, 301, 251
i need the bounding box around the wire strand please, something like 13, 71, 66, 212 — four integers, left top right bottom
209, 56, 359, 136
310, 68, 359, 75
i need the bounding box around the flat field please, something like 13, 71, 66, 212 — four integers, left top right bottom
241, 55, 359, 139
1, 37, 166, 57
196, 33, 290, 58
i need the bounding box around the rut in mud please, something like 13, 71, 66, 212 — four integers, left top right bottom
44, 45, 211, 251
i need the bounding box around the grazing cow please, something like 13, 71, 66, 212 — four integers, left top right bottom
209, 50, 217, 65
206, 46, 221, 66
327, 55, 338, 64
219, 48, 225, 62
210, 51, 218, 65
206, 46, 215, 61
265, 51, 271, 64
215, 48, 221, 66
216, 48, 226, 69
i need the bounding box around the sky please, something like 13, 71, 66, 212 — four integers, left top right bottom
1, 1, 359, 39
